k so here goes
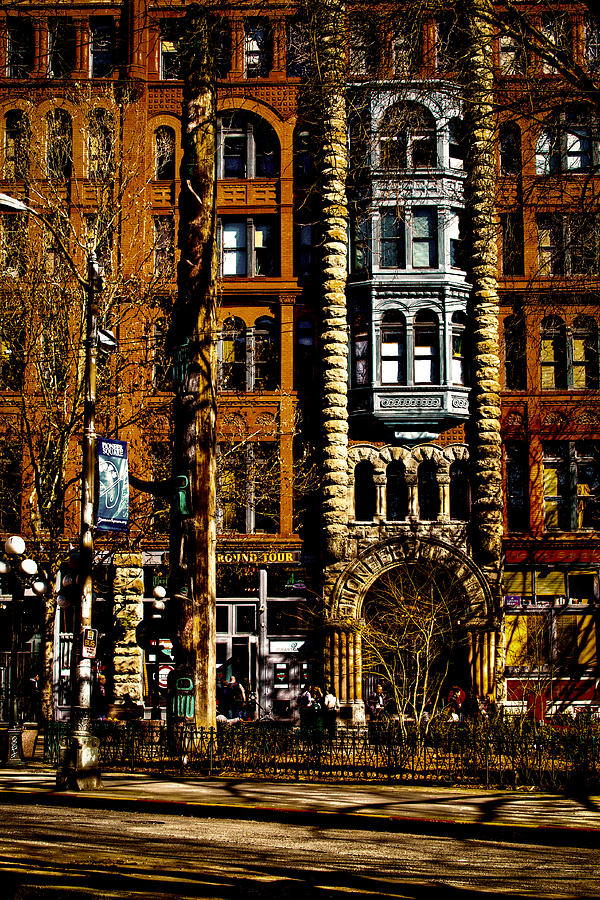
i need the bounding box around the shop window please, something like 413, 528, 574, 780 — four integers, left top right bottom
0, 214, 27, 277
503, 313, 527, 390
500, 123, 522, 174
218, 442, 280, 534
155, 126, 176, 180
90, 17, 115, 78
49, 19, 76, 78
218, 113, 279, 179
351, 313, 369, 386
499, 33, 527, 74
386, 461, 408, 521
451, 312, 467, 385
7, 20, 33, 78
380, 103, 436, 170
216, 606, 229, 634
506, 442, 529, 532
354, 460, 376, 521
88, 109, 113, 181
501, 212, 524, 276
412, 208, 438, 268
572, 316, 599, 390
244, 20, 272, 78
585, 18, 600, 71
4, 111, 30, 181
380, 210, 405, 269
418, 461, 439, 520
413, 310, 439, 384
380, 311, 406, 385
525, 615, 552, 665
449, 461, 470, 520
541, 316, 567, 389
46, 109, 73, 180
436, 15, 463, 72
153, 215, 175, 278
218, 218, 278, 277
448, 119, 465, 170
287, 19, 309, 78
236, 606, 256, 634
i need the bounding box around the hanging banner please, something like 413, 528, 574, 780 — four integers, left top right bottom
97, 438, 129, 531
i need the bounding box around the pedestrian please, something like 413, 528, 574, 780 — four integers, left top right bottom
227, 675, 245, 719
310, 685, 324, 732
323, 686, 340, 738
92, 673, 108, 719
297, 683, 312, 732
367, 683, 387, 721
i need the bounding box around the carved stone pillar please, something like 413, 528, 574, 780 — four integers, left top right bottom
406, 475, 418, 518
470, 628, 496, 697
324, 621, 365, 723
439, 473, 450, 522
112, 552, 145, 706
374, 475, 386, 523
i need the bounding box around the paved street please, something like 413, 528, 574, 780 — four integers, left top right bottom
0, 767, 599, 897
0, 800, 599, 899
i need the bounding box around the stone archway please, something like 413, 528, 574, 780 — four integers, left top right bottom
323, 536, 497, 723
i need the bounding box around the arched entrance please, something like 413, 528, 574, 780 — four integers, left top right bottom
324, 537, 496, 723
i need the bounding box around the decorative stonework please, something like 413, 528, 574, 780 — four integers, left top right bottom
328, 535, 493, 626
379, 396, 442, 409
112, 552, 144, 706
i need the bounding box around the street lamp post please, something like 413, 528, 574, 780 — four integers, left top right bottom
0, 193, 104, 788
0, 536, 47, 765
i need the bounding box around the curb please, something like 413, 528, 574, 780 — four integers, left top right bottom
1, 788, 599, 848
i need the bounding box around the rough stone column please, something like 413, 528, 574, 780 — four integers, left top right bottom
325, 620, 365, 724
112, 552, 145, 706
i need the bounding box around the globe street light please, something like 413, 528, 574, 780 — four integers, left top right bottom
0, 536, 46, 765
0, 192, 106, 789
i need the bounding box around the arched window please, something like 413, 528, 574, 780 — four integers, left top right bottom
352, 313, 369, 386
88, 109, 113, 180
451, 312, 467, 385
414, 311, 439, 384
380, 311, 406, 385
253, 316, 279, 390
386, 461, 408, 520
572, 316, 599, 389
354, 461, 376, 521
4, 110, 29, 181
219, 316, 246, 391
500, 122, 521, 175
448, 118, 465, 169
155, 125, 176, 180
504, 313, 527, 390
541, 315, 567, 390
418, 460, 440, 520
217, 113, 280, 179
46, 109, 72, 180
450, 461, 470, 520
380, 103, 437, 170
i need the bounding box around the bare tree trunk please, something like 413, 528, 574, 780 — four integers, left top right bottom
170, 7, 217, 728
463, 0, 504, 596
309, 0, 350, 565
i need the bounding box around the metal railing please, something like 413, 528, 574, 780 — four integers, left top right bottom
45, 717, 600, 789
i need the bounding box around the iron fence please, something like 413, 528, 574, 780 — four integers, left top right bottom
45, 717, 600, 789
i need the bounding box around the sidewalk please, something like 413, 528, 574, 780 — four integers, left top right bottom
1, 764, 599, 845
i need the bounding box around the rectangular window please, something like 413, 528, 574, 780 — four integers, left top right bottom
541, 443, 600, 532
160, 22, 180, 80
537, 214, 564, 276
153, 215, 175, 278
286, 19, 309, 78
565, 128, 592, 172
49, 19, 76, 78
448, 212, 465, 269
219, 218, 278, 277
585, 18, 600, 71
216, 606, 229, 634
506, 442, 529, 532
380, 211, 405, 268
412, 208, 438, 268
217, 443, 280, 534
7, 20, 34, 78
575, 441, 600, 529
381, 326, 406, 385
499, 34, 526, 73
296, 223, 313, 279
85, 213, 112, 276
90, 18, 115, 78
149, 441, 171, 533
0, 215, 27, 277
540, 15, 571, 73
244, 20, 272, 78
501, 212, 524, 276
236, 605, 256, 634
436, 15, 462, 72
0, 442, 21, 531
543, 442, 571, 531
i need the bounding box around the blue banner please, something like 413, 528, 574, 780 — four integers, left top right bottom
96, 438, 129, 532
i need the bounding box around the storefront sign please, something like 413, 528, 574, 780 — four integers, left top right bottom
97, 438, 129, 532
217, 550, 301, 565
270, 640, 305, 653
